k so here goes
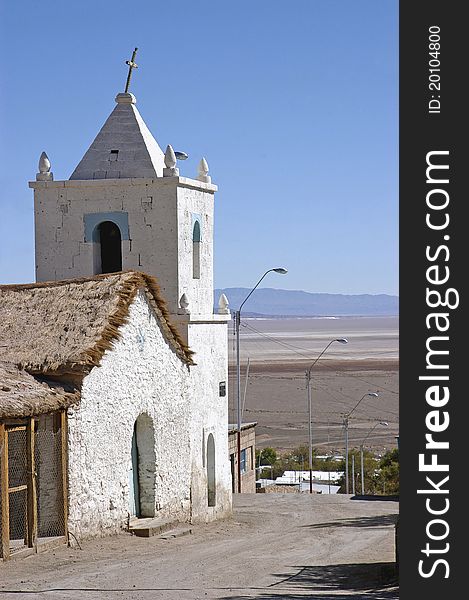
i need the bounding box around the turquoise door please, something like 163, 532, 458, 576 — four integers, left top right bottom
128, 426, 140, 517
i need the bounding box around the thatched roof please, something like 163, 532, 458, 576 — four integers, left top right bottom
0, 362, 79, 418
0, 271, 194, 377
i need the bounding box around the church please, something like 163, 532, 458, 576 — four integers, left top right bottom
0, 61, 232, 559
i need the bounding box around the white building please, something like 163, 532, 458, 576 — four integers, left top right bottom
1, 85, 231, 553
274, 470, 343, 494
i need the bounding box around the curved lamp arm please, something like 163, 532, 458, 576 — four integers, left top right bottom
361, 421, 388, 446
306, 338, 348, 379
346, 392, 379, 420
239, 268, 287, 314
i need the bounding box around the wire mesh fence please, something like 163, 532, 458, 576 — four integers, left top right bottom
36, 415, 66, 539
0, 412, 67, 560
7, 426, 28, 553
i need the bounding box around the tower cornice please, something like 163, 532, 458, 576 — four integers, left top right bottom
29, 176, 218, 193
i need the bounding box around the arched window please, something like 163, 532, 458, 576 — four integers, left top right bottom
93, 221, 122, 274
192, 221, 201, 279
207, 433, 216, 507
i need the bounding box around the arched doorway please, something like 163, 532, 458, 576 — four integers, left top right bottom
128, 414, 156, 518
93, 221, 122, 274
129, 424, 140, 517
207, 433, 216, 507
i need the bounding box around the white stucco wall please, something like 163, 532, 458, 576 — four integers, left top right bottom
177, 186, 215, 316
66, 290, 192, 539
187, 321, 232, 522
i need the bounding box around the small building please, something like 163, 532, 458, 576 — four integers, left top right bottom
0, 271, 231, 559
228, 423, 257, 493
274, 470, 343, 494
280, 470, 344, 485
0, 362, 78, 560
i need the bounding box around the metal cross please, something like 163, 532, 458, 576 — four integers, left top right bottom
124, 48, 138, 93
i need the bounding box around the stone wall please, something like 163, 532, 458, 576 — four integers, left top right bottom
31, 177, 216, 316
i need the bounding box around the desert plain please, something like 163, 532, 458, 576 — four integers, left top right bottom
227, 316, 399, 455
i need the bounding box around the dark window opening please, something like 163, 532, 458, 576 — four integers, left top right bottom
207, 433, 216, 507
98, 221, 122, 274
110, 149, 119, 162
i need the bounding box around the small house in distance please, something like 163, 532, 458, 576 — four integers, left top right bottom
0, 271, 231, 559
274, 470, 343, 494
228, 422, 257, 493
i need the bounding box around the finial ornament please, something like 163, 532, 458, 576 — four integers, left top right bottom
163, 144, 179, 177
218, 293, 230, 315
197, 157, 211, 184
36, 151, 53, 181
179, 293, 190, 315
124, 48, 138, 94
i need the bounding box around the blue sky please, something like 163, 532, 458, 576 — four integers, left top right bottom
0, 0, 398, 295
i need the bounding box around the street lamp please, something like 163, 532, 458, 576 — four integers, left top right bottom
306, 338, 348, 494
343, 392, 379, 495
235, 268, 287, 493
360, 421, 388, 495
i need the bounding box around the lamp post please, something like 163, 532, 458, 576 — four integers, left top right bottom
235, 268, 287, 493
306, 338, 348, 494
344, 392, 379, 495
360, 421, 388, 495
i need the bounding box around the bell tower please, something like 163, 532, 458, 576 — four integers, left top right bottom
30, 91, 221, 319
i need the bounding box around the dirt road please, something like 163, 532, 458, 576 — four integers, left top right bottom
0, 494, 398, 599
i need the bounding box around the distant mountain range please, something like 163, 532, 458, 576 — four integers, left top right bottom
214, 288, 399, 317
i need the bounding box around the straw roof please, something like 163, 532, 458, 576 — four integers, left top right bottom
0, 362, 79, 418
0, 271, 194, 377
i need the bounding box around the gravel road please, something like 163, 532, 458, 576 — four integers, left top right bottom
0, 494, 399, 599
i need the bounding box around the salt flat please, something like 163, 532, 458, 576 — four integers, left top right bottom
230, 316, 399, 363
227, 317, 399, 453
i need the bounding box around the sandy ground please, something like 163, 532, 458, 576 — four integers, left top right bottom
227, 317, 399, 454
0, 494, 398, 599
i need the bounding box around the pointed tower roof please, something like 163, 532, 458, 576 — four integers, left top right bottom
70, 93, 165, 180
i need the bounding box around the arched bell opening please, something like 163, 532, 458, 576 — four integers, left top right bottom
93, 221, 122, 274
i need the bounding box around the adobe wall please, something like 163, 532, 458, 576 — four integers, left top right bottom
66, 290, 192, 539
